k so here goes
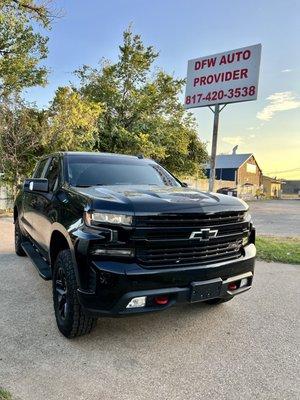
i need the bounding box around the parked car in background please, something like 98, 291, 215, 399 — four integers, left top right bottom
217, 187, 238, 197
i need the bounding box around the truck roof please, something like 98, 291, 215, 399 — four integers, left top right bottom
50, 151, 152, 162
63, 151, 141, 158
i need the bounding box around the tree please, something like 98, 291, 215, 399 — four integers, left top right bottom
0, 95, 47, 193
0, 87, 101, 193
75, 28, 207, 176
0, 1, 56, 97
43, 86, 103, 153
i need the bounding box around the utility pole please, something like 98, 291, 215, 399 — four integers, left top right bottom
209, 104, 220, 192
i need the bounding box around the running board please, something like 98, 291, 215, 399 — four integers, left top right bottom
22, 241, 52, 280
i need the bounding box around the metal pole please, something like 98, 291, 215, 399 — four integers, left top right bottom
209, 104, 220, 192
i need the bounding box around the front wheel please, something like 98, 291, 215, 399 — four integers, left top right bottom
52, 249, 97, 338
15, 219, 26, 257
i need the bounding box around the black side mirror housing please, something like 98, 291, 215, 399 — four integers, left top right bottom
24, 178, 49, 193
181, 182, 188, 187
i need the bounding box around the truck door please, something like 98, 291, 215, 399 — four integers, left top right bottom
30, 156, 61, 251
22, 157, 50, 240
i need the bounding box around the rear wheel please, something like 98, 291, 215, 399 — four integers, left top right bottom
205, 297, 233, 305
52, 249, 97, 338
15, 219, 26, 257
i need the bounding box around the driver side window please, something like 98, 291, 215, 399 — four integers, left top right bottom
44, 157, 60, 192
33, 158, 49, 178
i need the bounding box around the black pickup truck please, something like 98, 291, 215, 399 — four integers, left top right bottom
14, 152, 256, 338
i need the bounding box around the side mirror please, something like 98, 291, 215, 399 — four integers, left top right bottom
24, 178, 49, 193
181, 182, 188, 188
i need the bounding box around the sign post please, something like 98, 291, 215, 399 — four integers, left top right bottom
209, 104, 220, 192
184, 44, 261, 192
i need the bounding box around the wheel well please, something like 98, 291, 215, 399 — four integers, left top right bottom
50, 231, 70, 268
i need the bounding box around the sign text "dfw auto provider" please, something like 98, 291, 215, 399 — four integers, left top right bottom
185, 44, 261, 108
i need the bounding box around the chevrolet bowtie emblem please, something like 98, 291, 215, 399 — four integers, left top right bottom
189, 228, 218, 241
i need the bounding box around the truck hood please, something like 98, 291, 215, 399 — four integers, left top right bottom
72, 185, 248, 214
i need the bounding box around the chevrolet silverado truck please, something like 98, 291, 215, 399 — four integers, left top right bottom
14, 152, 256, 338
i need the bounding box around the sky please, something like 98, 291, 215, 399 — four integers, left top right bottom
25, 0, 300, 179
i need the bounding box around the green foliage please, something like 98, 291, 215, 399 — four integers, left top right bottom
76, 28, 207, 175
0, 0, 52, 96
0, 88, 102, 191
0, 387, 13, 400
0, 26, 207, 191
43, 86, 103, 153
0, 95, 46, 191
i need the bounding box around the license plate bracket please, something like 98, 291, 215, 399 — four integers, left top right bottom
190, 279, 222, 302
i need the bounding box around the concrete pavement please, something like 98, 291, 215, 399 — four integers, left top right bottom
0, 217, 299, 400
249, 199, 300, 237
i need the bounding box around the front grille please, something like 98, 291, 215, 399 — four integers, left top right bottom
136, 239, 243, 267
134, 211, 248, 268
135, 212, 245, 227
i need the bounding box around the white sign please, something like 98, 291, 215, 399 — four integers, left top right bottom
185, 44, 261, 108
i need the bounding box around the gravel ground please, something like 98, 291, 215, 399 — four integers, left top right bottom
249, 199, 300, 237
0, 217, 299, 400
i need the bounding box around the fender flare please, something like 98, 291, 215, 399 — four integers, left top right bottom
49, 222, 81, 286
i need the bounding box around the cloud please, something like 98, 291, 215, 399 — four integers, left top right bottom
281, 69, 292, 73
249, 134, 256, 138
247, 126, 254, 131
222, 136, 244, 146
257, 91, 300, 121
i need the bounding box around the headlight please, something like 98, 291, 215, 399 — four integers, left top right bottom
85, 211, 132, 226
243, 211, 253, 246
242, 235, 249, 246
91, 248, 134, 257
244, 211, 251, 222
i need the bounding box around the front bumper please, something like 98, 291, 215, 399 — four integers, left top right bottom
77, 243, 256, 317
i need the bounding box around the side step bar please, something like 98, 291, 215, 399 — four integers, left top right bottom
22, 241, 52, 280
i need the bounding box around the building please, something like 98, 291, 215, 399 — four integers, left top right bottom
282, 180, 300, 195
205, 149, 263, 199
262, 176, 282, 198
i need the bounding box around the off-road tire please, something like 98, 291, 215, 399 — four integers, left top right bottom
53, 249, 97, 338
205, 297, 233, 305
15, 219, 26, 257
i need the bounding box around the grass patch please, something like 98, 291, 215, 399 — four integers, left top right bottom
256, 236, 300, 264
0, 388, 12, 400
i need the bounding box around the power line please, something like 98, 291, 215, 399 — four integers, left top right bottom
265, 167, 300, 174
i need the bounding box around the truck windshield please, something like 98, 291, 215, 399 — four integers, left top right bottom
67, 155, 180, 187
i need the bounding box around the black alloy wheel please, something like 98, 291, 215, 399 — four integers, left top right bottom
52, 249, 97, 338
55, 267, 68, 321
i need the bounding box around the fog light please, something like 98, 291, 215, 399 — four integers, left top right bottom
126, 296, 147, 308
240, 278, 249, 288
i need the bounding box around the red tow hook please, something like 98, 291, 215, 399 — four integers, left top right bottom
228, 282, 238, 291
154, 296, 169, 305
